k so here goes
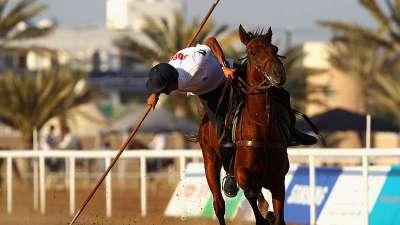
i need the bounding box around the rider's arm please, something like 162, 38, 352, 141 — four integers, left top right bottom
203, 37, 237, 79
204, 37, 228, 67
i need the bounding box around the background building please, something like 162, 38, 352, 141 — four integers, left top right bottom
106, 0, 183, 30
303, 42, 399, 148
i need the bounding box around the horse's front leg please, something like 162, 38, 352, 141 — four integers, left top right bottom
257, 192, 269, 218
203, 152, 226, 225
269, 148, 289, 225
236, 152, 269, 225
272, 196, 285, 225
243, 187, 269, 225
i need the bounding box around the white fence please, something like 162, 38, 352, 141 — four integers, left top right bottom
1, 148, 400, 225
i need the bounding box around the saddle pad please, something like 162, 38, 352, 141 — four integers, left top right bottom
232, 101, 244, 143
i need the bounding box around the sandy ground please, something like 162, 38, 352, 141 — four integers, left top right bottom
0, 172, 256, 225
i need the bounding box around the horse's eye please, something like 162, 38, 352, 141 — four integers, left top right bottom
250, 51, 256, 56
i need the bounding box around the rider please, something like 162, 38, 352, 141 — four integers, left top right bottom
146, 37, 317, 197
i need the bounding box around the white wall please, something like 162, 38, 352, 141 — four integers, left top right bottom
106, 0, 129, 29
106, 0, 182, 30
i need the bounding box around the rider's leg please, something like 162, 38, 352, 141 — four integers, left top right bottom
219, 87, 243, 198
273, 87, 317, 146
198, 83, 239, 197
220, 146, 238, 197
218, 120, 238, 197
291, 128, 317, 146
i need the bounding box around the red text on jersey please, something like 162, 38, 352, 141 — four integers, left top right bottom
170, 53, 189, 61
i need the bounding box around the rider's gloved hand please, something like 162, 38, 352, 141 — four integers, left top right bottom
222, 67, 237, 80
146, 93, 160, 110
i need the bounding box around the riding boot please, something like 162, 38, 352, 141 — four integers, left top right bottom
220, 146, 239, 198
290, 128, 318, 146
284, 100, 317, 146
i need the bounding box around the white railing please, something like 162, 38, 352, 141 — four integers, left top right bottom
1, 148, 400, 225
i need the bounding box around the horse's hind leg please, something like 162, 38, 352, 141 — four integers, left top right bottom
203, 151, 226, 225
199, 121, 226, 225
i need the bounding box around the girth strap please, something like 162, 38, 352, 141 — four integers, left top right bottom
236, 140, 285, 149
236, 140, 264, 148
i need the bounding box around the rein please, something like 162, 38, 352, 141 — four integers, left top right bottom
236, 59, 277, 95
237, 76, 272, 94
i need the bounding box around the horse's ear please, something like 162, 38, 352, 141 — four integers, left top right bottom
239, 24, 249, 45
265, 27, 272, 43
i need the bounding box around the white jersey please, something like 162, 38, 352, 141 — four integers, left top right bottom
168, 44, 229, 95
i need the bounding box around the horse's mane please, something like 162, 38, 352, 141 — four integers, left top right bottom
246, 27, 271, 40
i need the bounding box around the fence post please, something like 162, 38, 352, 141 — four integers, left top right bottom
363, 115, 371, 225
140, 156, 147, 217
179, 155, 186, 218
6, 156, 12, 214
39, 153, 46, 214
309, 154, 316, 225
69, 157, 76, 215
105, 157, 112, 217
33, 128, 39, 211
362, 152, 369, 225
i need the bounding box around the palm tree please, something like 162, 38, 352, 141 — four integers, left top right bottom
370, 74, 400, 126
0, 0, 54, 46
0, 69, 96, 149
319, 0, 400, 52
319, 0, 400, 125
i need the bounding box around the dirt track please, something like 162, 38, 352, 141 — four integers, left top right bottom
0, 176, 255, 225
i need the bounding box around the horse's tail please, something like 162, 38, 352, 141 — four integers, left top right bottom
293, 109, 327, 147
183, 133, 199, 143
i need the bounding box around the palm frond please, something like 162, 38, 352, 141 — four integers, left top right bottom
0, 0, 7, 20
360, 0, 390, 30
114, 10, 237, 67
0, 69, 96, 147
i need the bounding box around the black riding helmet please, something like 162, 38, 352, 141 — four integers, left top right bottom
146, 63, 179, 94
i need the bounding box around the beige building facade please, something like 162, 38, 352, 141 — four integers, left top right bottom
302, 42, 399, 148
303, 42, 366, 115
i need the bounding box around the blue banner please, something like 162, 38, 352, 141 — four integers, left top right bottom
284, 166, 342, 225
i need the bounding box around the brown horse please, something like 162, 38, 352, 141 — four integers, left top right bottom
198, 25, 291, 225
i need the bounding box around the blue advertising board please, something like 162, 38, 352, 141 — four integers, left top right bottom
284, 166, 342, 225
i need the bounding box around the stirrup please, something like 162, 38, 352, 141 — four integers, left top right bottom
222, 174, 239, 198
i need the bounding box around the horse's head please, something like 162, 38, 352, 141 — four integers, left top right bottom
238, 25, 286, 86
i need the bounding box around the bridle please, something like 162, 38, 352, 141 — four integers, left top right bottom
236, 57, 278, 95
